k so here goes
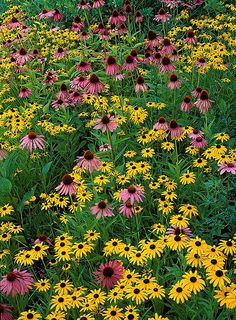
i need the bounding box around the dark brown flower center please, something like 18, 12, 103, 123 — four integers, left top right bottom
137, 76, 144, 84
162, 57, 170, 66
159, 8, 166, 14
176, 287, 183, 293
27, 313, 34, 319
170, 120, 178, 129
128, 185, 136, 194
28, 132, 37, 139
107, 56, 116, 65
198, 58, 206, 63
190, 276, 197, 282
125, 201, 133, 208
187, 30, 194, 38
103, 267, 114, 277
170, 74, 178, 82
58, 47, 63, 53
19, 48, 27, 55
227, 162, 234, 168
126, 55, 134, 64
134, 288, 140, 294
62, 174, 74, 185
84, 150, 94, 160
216, 270, 223, 277
74, 16, 81, 23
174, 235, 181, 241
90, 74, 99, 83
163, 38, 171, 46
184, 96, 191, 103
200, 90, 209, 100
148, 31, 156, 40
196, 137, 203, 142
7, 272, 16, 281
196, 86, 202, 93
112, 10, 119, 17
39, 234, 47, 241
101, 115, 110, 124
98, 201, 107, 209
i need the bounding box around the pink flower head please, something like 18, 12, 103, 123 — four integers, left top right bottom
91, 200, 114, 219
180, 96, 192, 111
8, 16, 22, 28
171, 49, 179, 61
94, 114, 118, 133
135, 11, 143, 24
0, 148, 8, 160
77, 0, 91, 9
105, 56, 120, 76
153, 117, 169, 131
71, 76, 89, 89
119, 200, 136, 218
34, 234, 53, 246
169, 120, 183, 139
135, 76, 148, 93
18, 87, 32, 98
0, 269, 33, 297
119, 185, 145, 205
191, 137, 208, 148
85, 74, 105, 94
108, 10, 125, 25
99, 143, 111, 152
44, 70, 57, 84
166, 226, 192, 238
130, 49, 141, 63
76, 61, 92, 73
56, 83, 69, 100
184, 30, 197, 44
72, 16, 84, 32
192, 86, 203, 98
55, 174, 78, 196
194, 90, 212, 114
160, 56, 175, 73
80, 31, 91, 41
218, 162, 236, 175
0, 303, 13, 320
76, 150, 101, 173
92, 0, 105, 8
160, 38, 176, 55
51, 99, 68, 109
39, 9, 55, 19
20, 132, 45, 152
54, 47, 69, 59
195, 57, 208, 68
94, 260, 124, 288
14, 48, 33, 65
68, 90, 82, 105
188, 129, 204, 139
167, 74, 182, 89
53, 8, 63, 21
154, 7, 171, 22
122, 55, 137, 72
161, 0, 180, 8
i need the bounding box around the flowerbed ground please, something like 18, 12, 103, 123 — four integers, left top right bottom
0, 1, 236, 319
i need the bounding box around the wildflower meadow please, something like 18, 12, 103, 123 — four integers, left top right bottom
0, 0, 236, 319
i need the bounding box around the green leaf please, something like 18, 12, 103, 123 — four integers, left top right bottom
42, 161, 53, 176
0, 177, 12, 194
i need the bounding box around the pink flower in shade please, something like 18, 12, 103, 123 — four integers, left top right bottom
92, 0, 105, 8
153, 52, 162, 65
192, 86, 203, 98
99, 143, 111, 152
119, 185, 145, 205
115, 73, 125, 81
154, 7, 171, 22
85, 74, 105, 94
135, 11, 143, 24
122, 55, 137, 72
219, 162, 236, 175
44, 71, 57, 84
68, 91, 82, 105
91, 200, 114, 219
191, 137, 208, 148
94, 114, 118, 133
119, 200, 136, 218
108, 10, 125, 25
56, 83, 69, 100
80, 31, 91, 41
195, 57, 208, 68
34, 234, 53, 246
160, 56, 175, 73
184, 30, 197, 44
105, 56, 120, 76
0, 148, 8, 160
53, 8, 63, 21
93, 22, 106, 34
130, 49, 141, 63
76, 150, 101, 173
76, 61, 92, 73
194, 90, 212, 114
161, 0, 180, 8
188, 129, 204, 139
77, 0, 91, 9
72, 16, 84, 32
0, 269, 33, 297
0, 303, 13, 320
171, 49, 179, 61
94, 260, 124, 288
55, 174, 78, 196
166, 226, 192, 238
160, 38, 176, 55
146, 31, 161, 50
54, 47, 69, 59
135, 76, 148, 93
14, 48, 33, 65
8, 16, 22, 28
167, 74, 182, 89
143, 52, 154, 65
51, 99, 68, 109
180, 96, 192, 112
18, 87, 32, 98
71, 76, 89, 89
38, 9, 55, 19
20, 132, 45, 152
153, 117, 169, 131
169, 120, 183, 139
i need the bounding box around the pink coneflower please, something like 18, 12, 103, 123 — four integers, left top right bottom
160, 38, 176, 55
192, 86, 203, 98
38, 9, 55, 19
130, 49, 141, 63
72, 16, 84, 31
71, 76, 89, 89
54, 47, 69, 59
44, 70, 57, 84
115, 73, 125, 81
55, 174, 78, 196
56, 83, 69, 100
146, 30, 160, 49
0, 304, 13, 320
51, 99, 68, 109
94, 114, 118, 133
153, 52, 162, 65
160, 56, 175, 73
77, 0, 91, 9
184, 30, 197, 44
53, 8, 63, 21
76, 61, 92, 73
218, 162, 236, 175
143, 52, 153, 65
91, 200, 114, 219
180, 96, 192, 111
153, 116, 169, 131
119, 200, 136, 218
93, 22, 106, 34
100, 28, 111, 40
123, 0, 131, 10
0, 148, 8, 160
122, 55, 137, 72
20, 132, 45, 152
8, 16, 22, 28
191, 137, 208, 148
117, 23, 127, 35
105, 56, 120, 75
188, 129, 204, 139
161, 0, 180, 8
92, 0, 105, 8
68, 90, 82, 105
195, 57, 208, 67
119, 185, 145, 205
154, 7, 171, 22
14, 47, 33, 65
76, 150, 101, 173
80, 31, 91, 41
171, 49, 179, 61
94, 260, 124, 288
169, 120, 183, 139
108, 10, 124, 25
99, 143, 111, 152
166, 226, 192, 238
85, 74, 105, 94
167, 74, 182, 89
34, 234, 53, 246
135, 76, 147, 93
18, 87, 32, 98
0, 269, 33, 297
195, 90, 212, 114
135, 11, 143, 24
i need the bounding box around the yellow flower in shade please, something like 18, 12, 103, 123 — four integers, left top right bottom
158, 175, 169, 184
69, 288, 85, 308
35, 279, 51, 292
225, 286, 236, 309
218, 239, 236, 255
152, 223, 166, 234
181, 271, 205, 293
187, 237, 207, 255
31, 243, 49, 260
165, 180, 177, 191
158, 201, 174, 215
141, 147, 155, 158
161, 190, 177, 201
84, 230, 100, 242
125, 285, 148, 304
124, 150, 137, 158
18, 310, 41, 320
185, 146, 199, 156
0, 249, 9, 259
206, 270, 231, 288
167, 234, 189, 251
149, 181, 160, 190
46, 311, 66, 319
214, 285, 232, 307
103, 306, 123, 320
77, 315, 95, 320
50, 295, 72, 311
15, 250, 34, 266
148, 314, 169, 320
186, 251, 203, 268
161, 142, 174, 151
214, 132, 230, 142
169, 215, 189, 228
147, 284, 165, 300
0, 204, 14, 217
180, 170, 196, 185
54, 280, 74, 295
179, 204, 198, 218
169, 281, 191, 303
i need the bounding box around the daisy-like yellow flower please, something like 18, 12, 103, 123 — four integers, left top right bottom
169, 281, 191, 303
18, 310, 41, 320
202, 256, 225, 271
35, 279, 51, 292
185, 146, 199, 156
193, 158, 207, 168
165, 180, 177, 191
161, 141, 174, 151
218, 239, 236, 255
31, 243, 49, 260
180, 170, 196, 185
181, 270, 205, 293
54, 280, 74, 295
152, 223, 166, 234
124, 150, 137, 158
84, 230, 100, 242
45, 311, 66, 320
94, 175, 110, 186
147, 283, 165, 300
167, 234, 189, 251
187, 237, 207, 254
77, 315, 95, 320
103, 306, 123, 320
128, 250, 148, 266
169, 215, 189, 228
125, 284, 148, 304
206, 269, 231, 288
15, 250, 35, 266
148, 314, 169, 320
87, 288, 106, 305
158, 201, 174, 215
141, 147, 155, 158
214, 132, 230, 142
50, 295, 72, 311
179, 204, 198, 218
0, 204, 14, 217
72, 241, 94, 259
